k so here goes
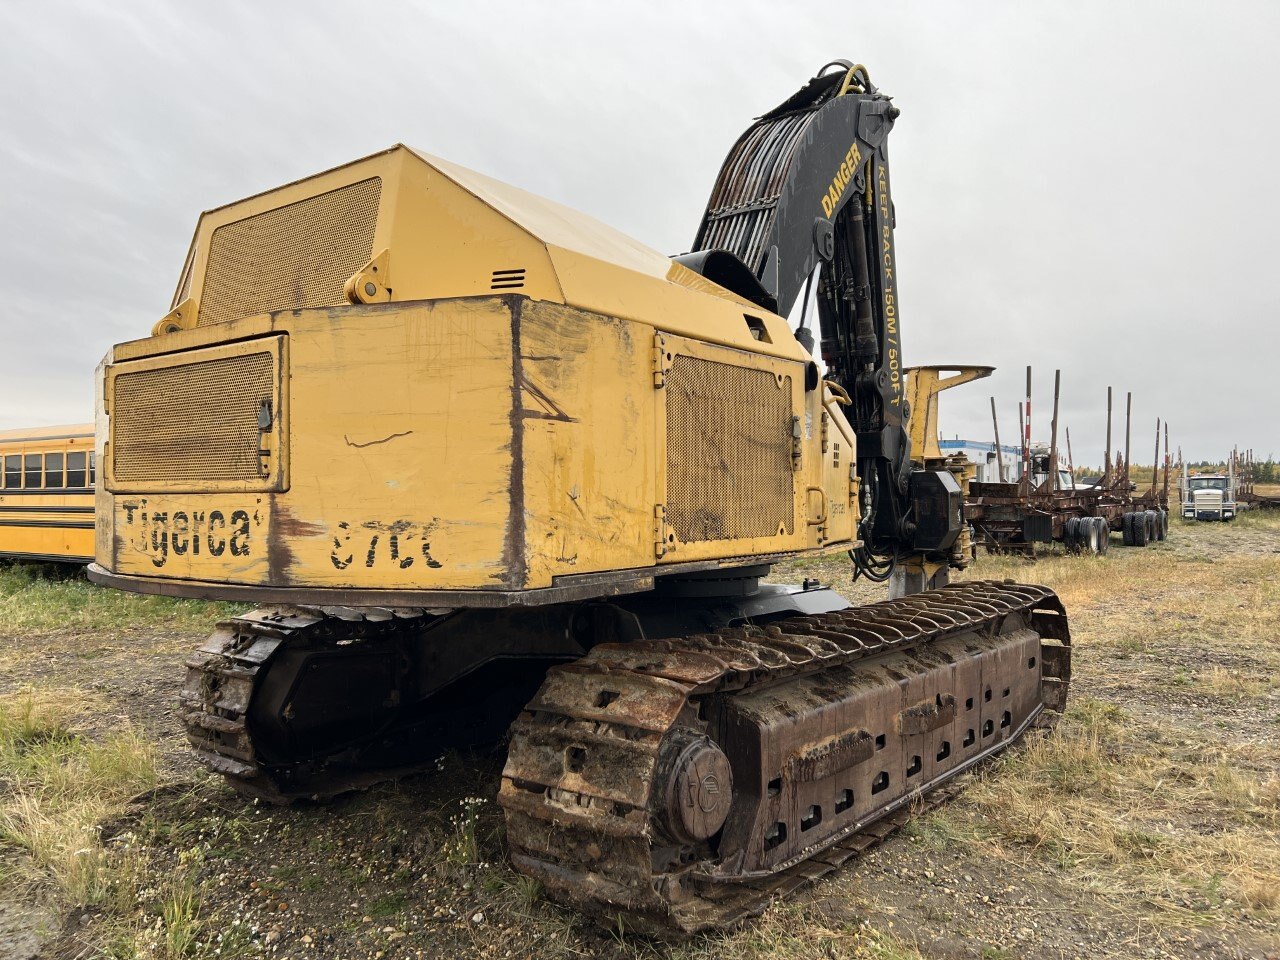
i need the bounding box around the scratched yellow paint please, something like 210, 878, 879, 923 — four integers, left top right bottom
96, 146, 868, 599
104, 300, 516, 589
518, 301, 657, 585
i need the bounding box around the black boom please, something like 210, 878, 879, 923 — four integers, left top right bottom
690, 61, 922, 578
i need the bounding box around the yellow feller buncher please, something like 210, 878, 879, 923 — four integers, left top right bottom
90, 62, 1070, 932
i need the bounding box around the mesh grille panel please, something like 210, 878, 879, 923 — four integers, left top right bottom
666, 356, 793, 542
113, 352, 274, 485
198, 177, 381, 324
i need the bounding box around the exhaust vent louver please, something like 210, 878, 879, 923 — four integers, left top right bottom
199, 177, 382, 325
111, 347, 277, 488
491, 268, 526, 290
666, 356, 794, 542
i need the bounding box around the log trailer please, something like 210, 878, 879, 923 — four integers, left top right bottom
1226, 448, 1277, 513
967, 371, 1169, 555
88, 62, 1071, 932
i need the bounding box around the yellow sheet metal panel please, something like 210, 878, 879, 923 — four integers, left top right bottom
517, 301, 658, 587
170, 148, 560, 328
0, 424, 94, 444
96, 291, 866, 594
0, 522, 94, 562
164, 146, 802, 364
816, 393, 858, 546
95, 359, 113, 565
378, 151, 563, 307
104, 299, 517, 589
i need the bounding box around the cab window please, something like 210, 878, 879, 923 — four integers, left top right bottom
66, 451, 87, 488
88, 451, 96, 486
2, 454, 19, 488
24, 453, 42, 488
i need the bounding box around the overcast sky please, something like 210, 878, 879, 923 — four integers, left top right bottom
1, 0, 1275, 466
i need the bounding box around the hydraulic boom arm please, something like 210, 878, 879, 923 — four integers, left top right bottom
690, 62, 944, 582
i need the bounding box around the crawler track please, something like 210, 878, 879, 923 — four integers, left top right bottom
498, 581, 1070, 934
180, 581, 1069, 934
180, 605, 434, 803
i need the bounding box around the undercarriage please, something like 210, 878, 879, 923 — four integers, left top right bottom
181, 576, 1069, 932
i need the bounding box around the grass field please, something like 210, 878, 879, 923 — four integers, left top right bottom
1, 514, 1277, 960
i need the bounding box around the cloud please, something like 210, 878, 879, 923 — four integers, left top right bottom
1, 0, 1276, 465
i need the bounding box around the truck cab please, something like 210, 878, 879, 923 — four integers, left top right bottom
1181, 474, 1237, 521
1028, 446, 1080, 491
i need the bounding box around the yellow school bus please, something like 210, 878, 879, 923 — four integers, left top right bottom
0, 424, 95, 562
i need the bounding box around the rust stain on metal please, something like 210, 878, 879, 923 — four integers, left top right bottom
498, 581, 1071, 934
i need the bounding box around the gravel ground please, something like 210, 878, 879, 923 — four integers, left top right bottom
1, 515, 1277, 960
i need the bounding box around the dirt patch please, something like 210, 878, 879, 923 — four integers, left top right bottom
0, 885, 58, 960
1, 518, 1278, 959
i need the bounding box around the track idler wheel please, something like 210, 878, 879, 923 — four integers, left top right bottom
660, 735, 734, 844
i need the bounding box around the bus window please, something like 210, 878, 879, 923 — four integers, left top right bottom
66, 451, 87, 488
44, 452, 65, 489
89, 451, 96, 486
3, 454, 19, 488
24, 454, 42, 488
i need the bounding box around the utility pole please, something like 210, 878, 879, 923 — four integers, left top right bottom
1017, 401, 1026, 488
1163, 422, 1170, 503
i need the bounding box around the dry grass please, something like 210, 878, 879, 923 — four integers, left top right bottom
0, 690, 252, 958
1197, 666, 1271, 699
932, 699, 1280, 920
0, 516, 1277, 958
918, 514, 1280, 929
0, 689, 157, 905
669, 902, 927, 960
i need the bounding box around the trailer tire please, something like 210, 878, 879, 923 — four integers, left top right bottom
1132, 511, 1149, 547
1122, 511, 1135, 546
1064, 517, 1081, 553
1094, 517, 1111, 555
1159, 509, 1169, 539
1083, 519, 1101, 554
1145, 510, 1159, 543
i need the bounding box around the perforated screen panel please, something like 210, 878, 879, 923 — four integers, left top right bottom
112, 352, 274, 486
665, 356, 794, 542
198, 177, 381, 324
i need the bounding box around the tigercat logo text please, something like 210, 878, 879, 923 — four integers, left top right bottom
820, 142, 864, 218
122, 500, 258, 568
